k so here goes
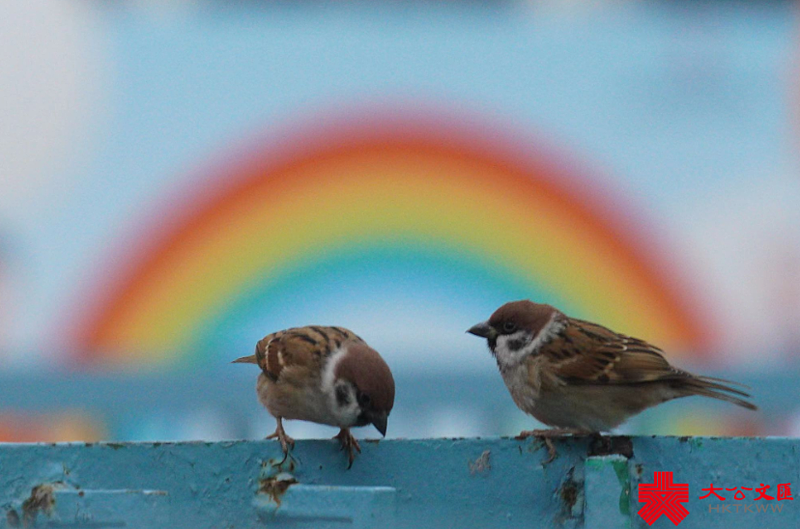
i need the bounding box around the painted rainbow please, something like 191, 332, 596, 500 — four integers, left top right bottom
72, 113, 709, 365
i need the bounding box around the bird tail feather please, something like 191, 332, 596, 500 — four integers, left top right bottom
232, 354, 258, 364
684, 376, 757, 411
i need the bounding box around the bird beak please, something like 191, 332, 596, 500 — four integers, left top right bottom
467, 321, 496, 339
231, 355, 257, 364
370, 411, 388, 437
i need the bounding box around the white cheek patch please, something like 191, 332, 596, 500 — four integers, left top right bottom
495, 331, 534, 370
327, 381, 363, 428
321, 346, 346, 396
494, 313, 563, 370
322, 347, 364, 427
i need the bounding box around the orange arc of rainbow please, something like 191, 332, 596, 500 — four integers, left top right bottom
73, 131, 710, 363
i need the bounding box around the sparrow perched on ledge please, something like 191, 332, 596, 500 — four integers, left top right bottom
468, 300, 756, 457
233, 326, 395, 467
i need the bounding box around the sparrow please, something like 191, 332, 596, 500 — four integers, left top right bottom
468, 300, 756, 458
233, 326, 395, 467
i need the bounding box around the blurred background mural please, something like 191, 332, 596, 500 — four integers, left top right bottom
0, 0, 798, 442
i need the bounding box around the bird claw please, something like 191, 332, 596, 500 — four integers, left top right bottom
543, 439, 557, 464
334, 428, 361, 469
267, 420, 296, 465
515, 429, 551, 440
266, 430, 295, 452
515, 428, 588, 465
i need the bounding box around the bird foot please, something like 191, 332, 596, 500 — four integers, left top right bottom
515, 428, 587, 439
266, 422, 295, 464
516, 428, 589, 464
334, 428, 361, 469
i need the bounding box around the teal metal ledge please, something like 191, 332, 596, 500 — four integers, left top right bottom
1, 436, 797, 528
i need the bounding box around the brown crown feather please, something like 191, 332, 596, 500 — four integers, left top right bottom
489, 300, 556, 335
334, 343, 395, 413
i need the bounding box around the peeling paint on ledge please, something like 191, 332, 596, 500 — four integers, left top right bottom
0, 436, 797, 529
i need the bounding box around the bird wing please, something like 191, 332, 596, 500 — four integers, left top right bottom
256, 326, 365, 381
545, 318, 685, 385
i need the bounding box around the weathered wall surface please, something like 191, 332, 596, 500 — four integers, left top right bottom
1, 436, 796, 528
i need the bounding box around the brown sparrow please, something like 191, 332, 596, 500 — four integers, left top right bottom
468, 300, 756, 450
233, 326, 395, 467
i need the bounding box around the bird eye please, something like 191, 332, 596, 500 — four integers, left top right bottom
502, 321, 517, 333
357, 392, 371, 407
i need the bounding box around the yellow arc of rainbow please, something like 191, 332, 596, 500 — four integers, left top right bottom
72, 120, 710, 364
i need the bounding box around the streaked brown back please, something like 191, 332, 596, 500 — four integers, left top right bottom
256, 326, 365, 381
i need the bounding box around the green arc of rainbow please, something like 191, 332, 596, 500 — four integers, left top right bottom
71, 113, 711, 365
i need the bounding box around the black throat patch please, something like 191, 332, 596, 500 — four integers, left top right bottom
335, 385, 350, 407
507, 336, 529, 352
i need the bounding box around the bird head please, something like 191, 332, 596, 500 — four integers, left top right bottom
468, 300, 558, 365
332, 343, 395, 436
